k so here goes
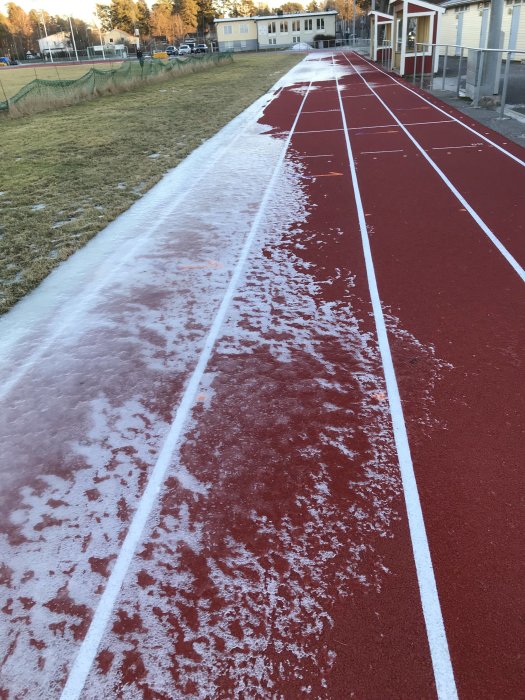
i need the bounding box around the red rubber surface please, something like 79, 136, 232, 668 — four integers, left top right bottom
0, 52, 523, 699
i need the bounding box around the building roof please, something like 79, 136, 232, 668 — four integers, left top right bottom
214, 11, 337, 23
368, 10, 394, 21
438, 0, 479, 7
389, 0, 446, 12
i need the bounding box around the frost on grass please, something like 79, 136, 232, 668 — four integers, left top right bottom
79, 153, 450, 698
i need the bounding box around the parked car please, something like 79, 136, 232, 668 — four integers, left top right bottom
194, 44, 208, 53
166, 45, 176, 56
178, 44, 192, 55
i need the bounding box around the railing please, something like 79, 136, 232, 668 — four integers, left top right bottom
414, 43, 525, 118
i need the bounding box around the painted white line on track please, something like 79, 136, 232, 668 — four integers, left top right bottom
295, 127, 344, 134
331, 53, 459, 700
361, 149, 405, 154
58, 64, 316, 700
430, 144, 482, 151
349, 51, 525, 168
405, 119, 455, 126
303, 108, 339, 114
299, 153, 335, 158
342, 52, 525, 282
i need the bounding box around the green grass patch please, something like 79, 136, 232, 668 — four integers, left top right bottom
0, 52, 302, 314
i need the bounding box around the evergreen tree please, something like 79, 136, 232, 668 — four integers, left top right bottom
173, 0, 198, 32
96, 4, 113, 31
135, 0, 151, 35
110, 0, 137, 33
278, 2, 304, 13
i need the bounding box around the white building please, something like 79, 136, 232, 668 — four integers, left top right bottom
439, 0, 525, 54
215, 11, 338, 52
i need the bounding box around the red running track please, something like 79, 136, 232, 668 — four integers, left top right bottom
0, 52, 523, 699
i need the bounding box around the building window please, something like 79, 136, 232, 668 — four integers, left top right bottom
225, 41, 234, 49
292, 35, 301, 43
280, 21, 288, 32
241, 40, 247, 48
304, 18, 312, 30
269, 37, 276, 44
268, 21, 276, 33
316, 18, 324, 30
292, 20, 300, 32
224, 25, 232, 35
240, 23, 248, 33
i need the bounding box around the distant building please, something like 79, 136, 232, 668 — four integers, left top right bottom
37, 31, 69, 56
214, 11, 338, 52
102, 29, 138, 47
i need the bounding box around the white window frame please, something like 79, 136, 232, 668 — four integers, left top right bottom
292, 35, 301, 43
268, 21, 276, 34
280, 21, 288, 33
304, 18, 312, 31
224, 25, 232, 35
269, 36, 276, 44
316, 18, 325, 30
292, 20, 300, 32
240, 23, 248, 34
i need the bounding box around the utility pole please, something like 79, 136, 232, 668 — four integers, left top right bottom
483, 0, 504, 95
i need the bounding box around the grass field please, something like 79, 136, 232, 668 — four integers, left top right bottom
0, 61, 123, 100
0, 52, 302, 315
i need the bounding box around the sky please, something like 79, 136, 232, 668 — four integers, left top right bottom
1, 0, 284, 23
1, 0, 101, 22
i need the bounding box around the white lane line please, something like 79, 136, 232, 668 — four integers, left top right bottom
405, 120, 455, 126
341, 93, 375, 99
349, 120, 454, 131
350, 51, 525, 168
299, 153, 335, 158
303, 108, 339, 114
361, 148, 405, 154
59, 71, 315, 700
430, 144, 482, 151
332, 54, 459, 700
343, 53, 525, 283
349, 123, 397, 130
295, 127, 344, 134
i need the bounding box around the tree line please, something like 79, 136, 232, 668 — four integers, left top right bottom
0, 0, 367, 58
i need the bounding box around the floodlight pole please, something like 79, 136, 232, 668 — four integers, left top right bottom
68, 15, 79, 62
40, 10, 53, 63
94, 8, 106, 60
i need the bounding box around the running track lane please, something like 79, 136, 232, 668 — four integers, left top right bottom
334, 51, 525, 698
0, 53, 523, 699
59, 58, 442, 699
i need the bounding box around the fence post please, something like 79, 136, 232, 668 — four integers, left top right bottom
456, 46, 464, 96
473, 49, 485, 107
413, 43, 418, 84
441, 44, 448, 90
420, 46, 425, 88
499, 50, 513, 118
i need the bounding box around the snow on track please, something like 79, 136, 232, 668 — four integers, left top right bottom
1, 52, 522, 699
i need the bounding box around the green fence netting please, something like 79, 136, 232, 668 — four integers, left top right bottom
0, 52, 233, 115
